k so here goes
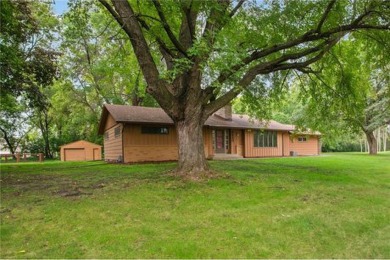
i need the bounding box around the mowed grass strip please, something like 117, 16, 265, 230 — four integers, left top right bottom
1, 153, 389, 258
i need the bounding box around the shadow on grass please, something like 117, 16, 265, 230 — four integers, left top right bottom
211, 159, 334, 176
0, 161, 180, 201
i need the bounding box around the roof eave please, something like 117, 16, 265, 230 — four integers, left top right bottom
119, 120, 174, 125
97, 105, 110, 135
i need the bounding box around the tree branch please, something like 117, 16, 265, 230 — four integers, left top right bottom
229, 0, 245, 17
179, 1, 198, 50
98, 0, 123, 29
184, 12, 195, 45
198, 0, 230, 59
316, 0, 337, 32
104, 1, 160, 85
212, 4, 389, 87
136, 16, 176, 59
255, 37, 339, 74
204, 34, 342, 117
152, 0, 189, 58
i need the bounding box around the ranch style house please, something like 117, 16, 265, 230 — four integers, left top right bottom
98, 104, 321, 163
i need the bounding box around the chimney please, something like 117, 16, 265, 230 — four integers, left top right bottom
215, 104, 232, 121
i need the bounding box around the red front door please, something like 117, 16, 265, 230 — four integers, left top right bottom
215, 130, 225, 153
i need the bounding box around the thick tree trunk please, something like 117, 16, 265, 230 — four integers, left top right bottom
365, 130, 378, 155
175, 119, 209, 177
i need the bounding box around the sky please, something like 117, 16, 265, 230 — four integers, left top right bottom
53, 0, 69, 15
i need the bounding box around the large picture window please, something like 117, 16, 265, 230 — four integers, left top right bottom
141, 126, 169, 134
254, 130, 277, 147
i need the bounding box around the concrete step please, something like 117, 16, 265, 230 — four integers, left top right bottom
212, 153, 244, 160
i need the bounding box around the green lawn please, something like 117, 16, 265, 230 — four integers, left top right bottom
1, 153, 389, 258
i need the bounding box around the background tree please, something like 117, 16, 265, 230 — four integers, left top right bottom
47, 0, 158, 146
0, 0, 59, 157
98, 0, 389, 176
61, 0, 157, 106
0, 95, 32, 158
294, 34, 389, 155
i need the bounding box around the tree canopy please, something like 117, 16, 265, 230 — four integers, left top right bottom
291, 32, 390, 154
98, 0, 389, 175
0, 0, 59, 157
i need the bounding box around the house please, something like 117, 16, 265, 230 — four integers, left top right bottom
60, 140, 102, 161
98, 104, 321, 163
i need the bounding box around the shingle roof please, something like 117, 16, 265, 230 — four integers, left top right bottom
60, 140, 102, 148
98, 104, 319, 134
206, 113, 295, 131
104, 104, 173, 125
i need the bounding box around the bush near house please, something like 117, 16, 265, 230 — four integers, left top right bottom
1, 153, 389, 258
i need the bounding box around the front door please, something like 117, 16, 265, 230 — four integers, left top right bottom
215, 130, 225, 153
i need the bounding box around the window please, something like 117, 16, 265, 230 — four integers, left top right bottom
254, 130, 277, 147
114, 126, 121, 138
224, 129, 229, 151
298, 136, 307, 142
141, 126, 169, 134
104, 132, 109, 140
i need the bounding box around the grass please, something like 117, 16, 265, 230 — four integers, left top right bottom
1, 152, 389, 258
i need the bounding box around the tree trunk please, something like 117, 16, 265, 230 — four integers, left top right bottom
131, 70, 143, 106
365, 130, 378, 155
376, 129, 380, 152
44, 113, 52, 159
0, 127, 16, 159
175, 119, 209, 177
37, 111, 52, 159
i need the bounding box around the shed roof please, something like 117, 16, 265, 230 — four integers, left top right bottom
60, 140, 102, 148
98, 104, 319, 134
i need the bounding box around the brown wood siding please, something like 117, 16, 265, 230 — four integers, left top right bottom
282, 132, 290, 156
93, 148, 100, 160
60, 140, 102, 161
289, 135, 319, 155
123, 125, 178, 162
244, 130, 283, 157
104, 114, 117, 131
231, 129, 244, 156
203, 128, 213, 159
104, 124, 123, 161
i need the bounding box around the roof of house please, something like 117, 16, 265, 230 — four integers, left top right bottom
60, 140, 102, 148
98, 104, 320, 135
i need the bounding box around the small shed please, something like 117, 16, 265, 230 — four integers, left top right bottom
60, 140, 102, 161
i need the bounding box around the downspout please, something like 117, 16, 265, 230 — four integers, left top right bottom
243, 129, 246, 158
121, 123, 125, 163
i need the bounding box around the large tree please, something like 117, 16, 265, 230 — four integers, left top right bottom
50, 0, 157, 147
0, 0, 59, 157
61, 0, 157, 107
97, 0, 389, 176
296, 37, 390, 155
